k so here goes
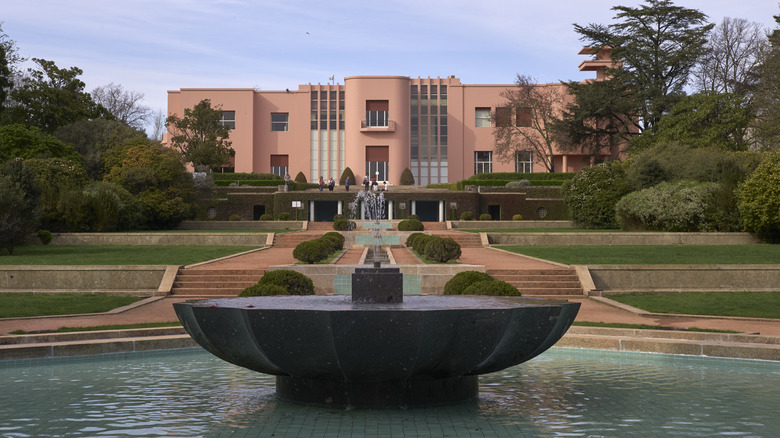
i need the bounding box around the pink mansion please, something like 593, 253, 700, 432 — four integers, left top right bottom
165, 49, 617, 185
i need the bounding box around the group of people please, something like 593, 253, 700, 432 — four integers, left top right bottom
318, 176, 337, 191
362, 174, 388, 191
285, 172, 388, 192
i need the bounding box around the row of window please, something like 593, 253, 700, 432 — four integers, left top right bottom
475, 107, 532, 128
473, 151, 534, 174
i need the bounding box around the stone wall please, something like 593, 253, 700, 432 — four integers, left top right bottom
586, 265, 780, 293
0, 265, 178, 294
489, 232, 760, 246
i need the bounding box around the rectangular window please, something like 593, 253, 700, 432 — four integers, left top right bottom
475, 108, 491, 127
474, 151, 492, 175
516, 107, 532, 127
366, 100, 389, 127
271, 113, 289, 132
515, 151, 534, 173
219, 111, 235, 129
270, 154, 289, 177
495, 107, 512, 128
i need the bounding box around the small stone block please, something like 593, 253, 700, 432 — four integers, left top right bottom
352, 267, 404, 303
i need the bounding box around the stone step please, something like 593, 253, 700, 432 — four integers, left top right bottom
173, 281, 258, 289
499, 280, 582, 288
171, 287, 245, 297
487, 269, 577, 276
517, 288, 584, 296
175, 270, 265, 277
489, 274, 579, 282
273, 232, 327, 247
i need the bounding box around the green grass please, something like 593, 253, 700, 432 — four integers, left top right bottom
124, 229, 295, 234
460, 228, 619, 233
0, 293, 144, 318
500, 245, 780, 265
608, 292, 780, 319
571, 321, 739, 333
0, 245, 256, 265
56, 321, 182, 332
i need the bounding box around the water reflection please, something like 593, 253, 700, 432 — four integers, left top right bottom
1, 348, 777, 437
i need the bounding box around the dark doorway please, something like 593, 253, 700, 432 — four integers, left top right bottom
488, 205, 500, 221
253, 205, 265, 220
415, 200, 440, 222
313, 201, 339, 222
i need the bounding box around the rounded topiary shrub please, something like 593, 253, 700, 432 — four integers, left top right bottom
479, 213, 493, 221
409, 214, 419, 220
443, 271, 494, 295
462, 280, 521, 296
277, 212, 292, 221
36, 230, 52, 245
229, 214, 241, 221
398, 218, 424, 231
258, 269, 315, 295
333, 214, 345, 221
321, 232, 345, 251
400, 167, 415, 185
333, 218, 355, 231
512, 214, 523, 221
422, 236, 461, 263
405, 232, 427, 248
411, 234, 434, 254
441, 237, 461, 261
460, 211, 474, 221
562, 161, 633, 229
239, 283, 289, 297
293, 240, 330, 264
294, 171, 307, 183
259, 213, 273, 221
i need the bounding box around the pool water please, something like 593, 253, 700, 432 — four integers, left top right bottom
1, 348, 778, 437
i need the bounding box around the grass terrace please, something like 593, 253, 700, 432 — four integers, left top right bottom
500, 245, 780, 265
0, 245, 255, 265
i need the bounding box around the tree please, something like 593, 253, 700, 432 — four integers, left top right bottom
562, 161, 633, 229
150, 110, 166, 141
91, 82, 153, 130
2, 58, 111, 132
692, 17, 767, 96
493, 75, 564, 172
564, 0, 713, 140
0, 123, 82, 163
738, 151, 780, 242
54, 118, 146, 179
0, 23, 24, 116
166, 99, 233, 170
0, 158, 40, 254
631, 92, 752, 151
753, 11, 780, 149
24, 157, 88, 230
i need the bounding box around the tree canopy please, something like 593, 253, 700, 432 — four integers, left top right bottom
166, 99, 234, 170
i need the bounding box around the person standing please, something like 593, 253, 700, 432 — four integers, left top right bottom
328, 177, 335, 191
284, 172, 291, 192
345, 176, 350, 191
319, 176, 324, 191
363, 174, 370, 191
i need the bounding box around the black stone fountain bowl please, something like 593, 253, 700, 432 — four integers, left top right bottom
174, 295, 580, 407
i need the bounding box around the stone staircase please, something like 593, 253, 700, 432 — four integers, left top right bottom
272, 231, 326, 247
306, 222, 337, 231
170, 268, 265, 297
486, 268, 583, 296
431, 231, 483, 248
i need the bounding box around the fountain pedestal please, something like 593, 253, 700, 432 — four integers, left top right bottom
352, 266, 403, 303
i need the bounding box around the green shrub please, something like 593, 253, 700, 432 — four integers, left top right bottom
259, 213, 273, 221
340, 167, 356, 186
239, 283, 289, 297
615, 181, 729, 232
229, 214, 241, 221
294, 171, 307, 183
277, 212, 292, 221
411, 234, 434, 254
333, 214, 344, 221
468, 172, 576, 181
441, 237, 461, 261
462, 280, 521, 296
409, 214, 419, 220
321, 232, 345, 251
333, 218, 355, 231
257, 269, 315, 295
738, 151, 780, 242
405, 232, 427, 248
512, 214, 523, 221
36, 230, 52, 245
398, 218, 424, 231
400, 168, 415, 185
479, 213, 492, 221
293, 240, 330, 264
443, 271, 494, 295
562, 162, 633, 229
505, 180, 531, 189
460, 211, 474, 221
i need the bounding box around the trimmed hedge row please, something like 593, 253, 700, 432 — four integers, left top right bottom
212, 172, 283, 181
292, 232, 345, 264
405, 233, 461, 263
239, 269, 315, 296
468, 172, 576, 181
443, 271, 521, 296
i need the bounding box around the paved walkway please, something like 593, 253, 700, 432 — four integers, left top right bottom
1, 245, 779, 337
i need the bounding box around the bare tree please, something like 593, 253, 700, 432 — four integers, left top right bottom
91, 82, 152, 129
151, 110, 166, 141
492, 74, 564, 173
693, 17, 768, 95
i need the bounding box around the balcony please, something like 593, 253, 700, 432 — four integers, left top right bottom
360, 119, 396, 132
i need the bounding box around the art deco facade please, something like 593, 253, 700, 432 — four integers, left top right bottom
166, 49, 618, 185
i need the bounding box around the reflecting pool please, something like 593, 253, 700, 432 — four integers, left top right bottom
1, 348, 778, 437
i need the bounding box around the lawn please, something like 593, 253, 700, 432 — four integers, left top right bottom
460, 228, 619, 233
500, 245, 780, 265
608, 292, 780, 319
0, 293, 144, 318
0, 245, 255, 265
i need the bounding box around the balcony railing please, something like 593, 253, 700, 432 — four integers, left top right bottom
360, 120, 396, 132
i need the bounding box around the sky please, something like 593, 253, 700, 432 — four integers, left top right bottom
3, 0, 779, 135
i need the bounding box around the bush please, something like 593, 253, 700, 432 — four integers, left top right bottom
562, 162, 633, 229
333, 214, 344, 221
400, 167, 415, 185
293, 240, 330, 264
294, 171, 307, 183
411, 234, 434, 254
441, 237, 462, 261
409, 214, 419, 220
340, 167, 356, 186
405, 232, 427, 248
229, 214, 241, 221
462, 280, 521, 296
738, 151, 780, 242
398, 218, 424, 231
505, 180, 531, 189
333, 218, 355, 231
277, 212, 291, 221
616, 180, 730, 232
443, 271, 494, 295
36, 230, 52, 245
259, 213, 273, 221
257, 269, 315, 295
239, 283, 289, 297
321, 232, 345, 251
479, 213, 492, 221
512, 214, 523, 221
460, 211, 474, 221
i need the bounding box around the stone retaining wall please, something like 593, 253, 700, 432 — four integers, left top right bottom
47, 233, 273, 246
0, 266, 178, 294
177, 220, 304, 230
489, 232, 760, 246
450, 220, 573, 229
586, 265, 780, 293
